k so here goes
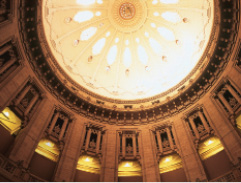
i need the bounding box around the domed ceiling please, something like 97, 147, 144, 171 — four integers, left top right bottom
42, 0, 214, 102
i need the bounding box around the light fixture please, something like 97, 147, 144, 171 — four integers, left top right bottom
124, 162, 131, 167
85, 157, 90, 162
45, 142, 52, 147
3, 111, 9, 118
207, 140, 213, 145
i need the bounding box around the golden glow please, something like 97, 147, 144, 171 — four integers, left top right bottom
76, 155, 101, 174
0, 107, 22, 135
159, 154, 183, 174
236, 114, 241, 130
118, 161, 142, 177
35, 138, 60, 162
42, 0, 214, 101
198, 136, 224, 160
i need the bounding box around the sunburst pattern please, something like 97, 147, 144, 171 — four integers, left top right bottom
42, 0, 214, 101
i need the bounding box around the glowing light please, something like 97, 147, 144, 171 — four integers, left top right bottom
80, 27, 97, 41
123, 47, 132, 68
107, 45, 118, 65
151, 23, 156, 28
165, 158, 170, 162
85, 157, 90, 162
45, 142, 52, 147
154, 12, 159, 16
160, 0, 179, 4
149, 38, 162, 56
97, 0, 103, 4
207, 140, 213, 145
115, 38, 119, 43
3, 111, 9, 117
138, 45, 148, 65
76, 0, 95, 5
157, 27, 175, 41
74, 11, 94, 23
106, 31, 110, 37
92, 38, 106, 55
161, 12, 181, 23
152, 0, 158, 4
124, 163, 131, 167
95, 11, 101, 16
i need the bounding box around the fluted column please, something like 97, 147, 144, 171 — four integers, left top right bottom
0, 66, 29, 112
0, 44, 12, 55
172, 115, 207, 181
0, 57, 16, 74
54, 118, 86, 182
225, 84, 241, 104
100, 129, 118, 182
14, 85, 31, 105
122, 134, 126, 157
133, 134, 137, 157
85, 128, 92, 151
24, 93, 39, 116
9, 98, 55, 168
198, 111, 210, 133
96, 130, 101, 154
156, 131, 163, 153
48, 111, 60, 133
217, 91, 233, 114
59, 117, 69, 140
188, 116, 200, 139
166, 128, 174, 149
140, 128, 160, 182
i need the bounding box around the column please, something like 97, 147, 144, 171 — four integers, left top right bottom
0, 67, 29, 112
9, 98, 55, 167
188, 116, 200, 139
204, 97, 241, 164
48, 111, 60, 133
225, 84, 241, 104
85, 128, 92, 151
172, 115, 207, 181
96, 130, 101, 154
166, 128, 174, 149
140, 128, 160, 182
59, 117, 69, 140
54, 118, 86, 182
133, 134, 137, 157
100, 129, 118, 182
0, 57, 16, 74
198, 111, 210, 133
0, 44, 12, 55
24, 93, 39, 116
122, 134, 126, 157
218, 91, 233, 114
156, 131, 163, 153
14, 84, 31, 105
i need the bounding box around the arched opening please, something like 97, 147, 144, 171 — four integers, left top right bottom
159, 153, 187, 182
198, 136, 233, 180
74, 155, 101, 182
118, 160, 142, 182
0, 107, 22, 154
29, 138, 60, 181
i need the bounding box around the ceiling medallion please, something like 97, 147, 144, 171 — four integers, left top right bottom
108, 0, 147, 33
119, 3, 136, 20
